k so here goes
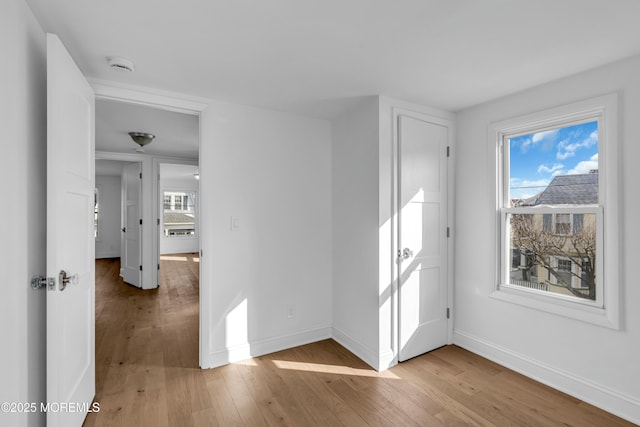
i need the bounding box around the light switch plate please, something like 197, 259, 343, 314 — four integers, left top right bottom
231, 216, 240, 231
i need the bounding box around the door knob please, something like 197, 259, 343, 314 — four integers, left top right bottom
402, 248, 413, 260
121, 227, 126, 233
31, 276, 55, 290
58, 270, 78, 291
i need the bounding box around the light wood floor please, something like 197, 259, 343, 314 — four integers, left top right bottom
85, 256, 635, 427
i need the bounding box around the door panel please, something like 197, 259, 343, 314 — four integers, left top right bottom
122, 162, 142, 287
46, 33, 95, 427
398, 114, 448, 362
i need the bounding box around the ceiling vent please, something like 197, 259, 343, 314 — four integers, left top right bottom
107, 57, 135, 73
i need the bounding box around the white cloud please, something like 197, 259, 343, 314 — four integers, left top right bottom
532, 129, 559, 143
567, 153, 598, 175
517, 129, 559, 154
556, 130, 597, 160
537, 163, 564, 175
510, 177, 550, 199
556, 148, 575, 160
521, 178, 551, 188
519, 136, 533, 153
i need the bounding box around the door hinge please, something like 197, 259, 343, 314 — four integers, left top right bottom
139, 172, 142, 179
157, 218, 160, 226
447, 307, 450, 319
139, 219, 142, 225
139, 265, 143, 271
447, 146, 450, 157
447, 227, 450, 238
157, 264, 160, 270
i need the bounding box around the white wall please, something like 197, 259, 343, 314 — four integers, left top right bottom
95, 175, 122, 258
455, 55, 640, 423
331, 97, 382, 368
0, 0, 46, 425
199, 100, 332, 367
159, 170, 199, 255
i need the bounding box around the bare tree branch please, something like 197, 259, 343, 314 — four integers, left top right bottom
510, 214, 595, 300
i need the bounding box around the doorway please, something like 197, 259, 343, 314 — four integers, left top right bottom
158, 164, 200, 263
95, 159, 143, 288
93, 95, 203, 399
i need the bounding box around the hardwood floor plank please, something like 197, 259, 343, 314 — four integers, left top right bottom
202, 368, 244, 427
220, 363, 269, 426
85, 257, 636, 427
261, 349, 370, 427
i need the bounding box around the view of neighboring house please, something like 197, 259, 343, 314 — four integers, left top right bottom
163, 191, 196, 236
509, 171, 598, 300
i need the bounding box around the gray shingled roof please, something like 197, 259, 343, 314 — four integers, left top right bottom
164, 213, 195, 224
526, 172, 598, 206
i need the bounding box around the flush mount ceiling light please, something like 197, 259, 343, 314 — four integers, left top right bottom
128, 132, 155, 152
107, 56, 135, 73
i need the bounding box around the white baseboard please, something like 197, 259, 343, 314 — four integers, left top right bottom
95, 252, 120, 259
453, 329, 640, 425
332, 327, 386, 371
205, 326, 332, 369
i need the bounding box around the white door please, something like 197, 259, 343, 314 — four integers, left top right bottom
122, 162, 142, 287
46, 33, 95, 426
397, 114, 449, 362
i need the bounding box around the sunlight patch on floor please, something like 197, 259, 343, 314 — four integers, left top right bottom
160, 255, 189, 261
160, 253, 200, 262
272, 360, 400, 379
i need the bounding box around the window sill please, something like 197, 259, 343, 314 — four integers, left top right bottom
490, 285, 620, 330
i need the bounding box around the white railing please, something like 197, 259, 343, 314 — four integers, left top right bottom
510, 279, 549, 291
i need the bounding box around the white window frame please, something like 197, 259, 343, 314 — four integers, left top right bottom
161, 189, 198, 240
489, 93, 620, 329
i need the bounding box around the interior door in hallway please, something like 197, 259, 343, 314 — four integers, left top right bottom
397, 114, 449, 362
46, 33, 95, 427
122, 162, 142, 287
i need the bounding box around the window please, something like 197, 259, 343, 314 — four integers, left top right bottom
490, 94, 620, 328
174, 195, 184, 210
162, 190, 197, 237
555, 213, 571, 235
505, 119, 601, 304
556, 259, 572, 287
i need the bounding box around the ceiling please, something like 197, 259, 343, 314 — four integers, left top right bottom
96, 99, 199, 158
27, 1, 640, 119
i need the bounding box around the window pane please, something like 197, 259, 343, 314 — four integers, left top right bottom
508, 213, 596, 300
555, 213, 570, 234
573, 213, 584, 233
163, 191, 196, 237
508, 121, 598, 207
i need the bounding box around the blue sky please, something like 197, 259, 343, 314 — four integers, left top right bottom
509, 121, 598, 199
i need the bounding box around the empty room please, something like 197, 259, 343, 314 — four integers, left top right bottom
3, 0, 640, 426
